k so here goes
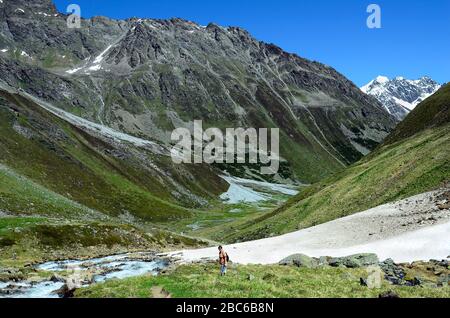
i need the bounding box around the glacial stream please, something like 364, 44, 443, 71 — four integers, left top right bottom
0, 252, 169, 298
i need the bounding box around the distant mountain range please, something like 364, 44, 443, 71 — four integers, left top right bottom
361, 76, 441, 121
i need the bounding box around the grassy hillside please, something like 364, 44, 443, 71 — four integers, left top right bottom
0, 161, 210, 268
203, 86, 450, 243
0, 163, 103, 220
75, 263, 450, 298
0, 216, 208, 268
0, 88, 228, 223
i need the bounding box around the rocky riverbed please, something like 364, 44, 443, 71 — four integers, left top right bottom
0, 252, 170, 298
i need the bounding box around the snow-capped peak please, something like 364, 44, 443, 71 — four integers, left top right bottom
361, 76, 441, 121
361, 75, 389, 93
375, 75, 389, 84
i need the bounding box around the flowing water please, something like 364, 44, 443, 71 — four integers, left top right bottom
0, 252, 168, 298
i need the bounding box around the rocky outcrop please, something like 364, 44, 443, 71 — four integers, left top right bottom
279, 253, 379, 269
328, 254, 379, 268
279, 254, 319, 268
279, 253, 449, 288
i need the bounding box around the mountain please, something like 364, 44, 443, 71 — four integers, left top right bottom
0, 0, 410, 258
384, 82, 450, 144
361, 76, 441, 121
0, 82, 227, 219
212, 84, 450, 243
0, 0, 396, 185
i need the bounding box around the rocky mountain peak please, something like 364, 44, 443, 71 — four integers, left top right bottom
1, 0, 58, 15
361, 76, 441, 121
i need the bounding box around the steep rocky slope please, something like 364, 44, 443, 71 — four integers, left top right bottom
0, 0, 396, 184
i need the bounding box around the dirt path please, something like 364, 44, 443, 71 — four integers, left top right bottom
169, 189, 450, 264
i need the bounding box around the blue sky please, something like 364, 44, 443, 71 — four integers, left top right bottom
53, 0, 450, 86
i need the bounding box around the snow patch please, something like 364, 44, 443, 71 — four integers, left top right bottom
65, 45, 112, 74
375, 75, 389, 84
20, 51, 31, 59
219, 176, 298, 204
66, 66, 83, 74
170, 190, 450, 264
36, 12, 51, 17
227, 176, 299, 196
93, 45, 112, 64
220, 176, 269, 204
392, 96, 414, 110
87, 64, 102, 72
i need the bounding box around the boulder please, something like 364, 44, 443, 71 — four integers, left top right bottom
55, 284, 73, 298
150, 286, 171, 298
379, 259, 405, 285
438, 259, 448, 268
328, 254, 379, 268
405, 276, 422, 287
318, 256, 330, 266
437, 274, 449, 287
437, 203, 450, 210
50, 274, 65, 283
279, 254, 319, 268
378, 290, 400, 298
56, 273, 87, 298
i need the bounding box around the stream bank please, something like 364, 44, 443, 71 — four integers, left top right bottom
0, 252, 170, 298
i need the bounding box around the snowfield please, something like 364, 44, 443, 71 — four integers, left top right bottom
219, 176, 299, 204
169, 190, 450, 264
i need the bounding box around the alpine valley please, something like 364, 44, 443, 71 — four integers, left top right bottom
0, 0, 448, 299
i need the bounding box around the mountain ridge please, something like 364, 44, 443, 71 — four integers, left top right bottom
361, 75, 441, 121
0, 0, 396, 183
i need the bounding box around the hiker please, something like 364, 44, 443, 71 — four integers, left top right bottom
218, 246, 228, 276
